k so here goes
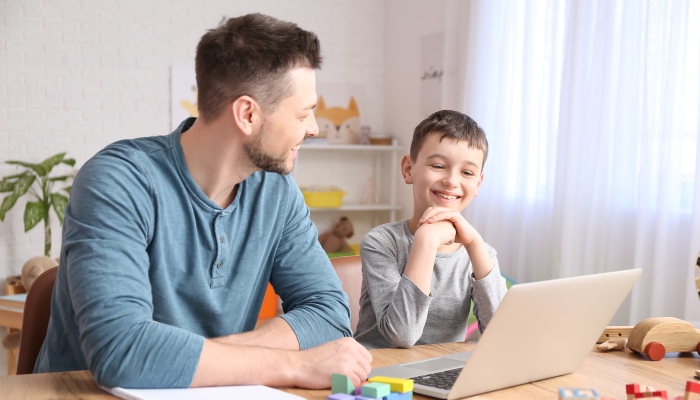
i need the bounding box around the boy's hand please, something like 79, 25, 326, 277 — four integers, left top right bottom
415, 219, 457, 249
417, 207, 479, 246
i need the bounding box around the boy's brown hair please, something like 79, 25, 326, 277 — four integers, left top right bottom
195, 13, 322, 123
410, 110, 489, 167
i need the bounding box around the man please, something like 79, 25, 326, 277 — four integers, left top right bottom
35, 13, 372, 389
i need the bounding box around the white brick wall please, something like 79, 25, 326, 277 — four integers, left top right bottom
0, 0, 385, 284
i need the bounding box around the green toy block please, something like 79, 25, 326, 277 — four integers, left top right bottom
361, 382, 391, 398
332, 373, 355, 395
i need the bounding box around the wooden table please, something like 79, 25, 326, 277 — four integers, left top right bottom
1, 341, 698, 399
0, 293, 25, 376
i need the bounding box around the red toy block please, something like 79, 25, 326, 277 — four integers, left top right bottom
687, 381, 700, 394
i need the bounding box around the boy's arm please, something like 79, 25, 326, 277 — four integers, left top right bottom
361, 223, 452, 348
418, 207, 494, 279
470, 245, 508, 333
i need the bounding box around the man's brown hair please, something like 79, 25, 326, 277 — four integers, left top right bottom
410, 110, 489, 167
195, 13, 322, 122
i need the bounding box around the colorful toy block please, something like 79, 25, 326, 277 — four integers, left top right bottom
332, 373, 356, 395
369, 376, 414, 393
361, 382, 391, 398
627, 384, 657, 400
354, 396, 376, 400
383, 392, 412, 400
559, 388, 600, 399
327, 393, 354, 400
682, 380, 700, 400
632, 391, 667, 398
355, 381, 368, 395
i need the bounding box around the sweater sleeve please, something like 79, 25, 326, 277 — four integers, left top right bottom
360, 229, 433, 348
274, 180, 353, 349
471, 245, 508, 333
64, 149, 203, 389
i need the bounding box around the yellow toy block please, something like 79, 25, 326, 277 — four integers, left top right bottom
368, 376, 414, 393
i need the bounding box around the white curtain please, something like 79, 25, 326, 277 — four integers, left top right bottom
444, 0, 700, 324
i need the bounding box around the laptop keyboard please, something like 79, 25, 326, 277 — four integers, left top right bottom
412, 367, 463, 390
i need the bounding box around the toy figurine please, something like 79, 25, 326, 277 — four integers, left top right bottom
627, 317, 700, 361
318, 216, 354, 254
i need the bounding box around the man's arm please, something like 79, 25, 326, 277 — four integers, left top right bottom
211, 317, 298, 349
191, 337, 371, 388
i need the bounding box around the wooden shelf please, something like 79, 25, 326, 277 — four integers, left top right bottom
299, 143, 402, 151
309, 203, 402, 212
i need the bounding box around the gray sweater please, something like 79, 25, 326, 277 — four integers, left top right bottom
354, 220, 508, 349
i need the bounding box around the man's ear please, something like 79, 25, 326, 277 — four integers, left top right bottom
401, 155, 414, 184
231, 95, 262, 136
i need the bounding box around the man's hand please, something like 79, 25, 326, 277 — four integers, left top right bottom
417, 207, 478, 246
292, 337, 372, 388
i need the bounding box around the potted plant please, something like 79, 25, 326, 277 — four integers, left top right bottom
0, 153, 75, 257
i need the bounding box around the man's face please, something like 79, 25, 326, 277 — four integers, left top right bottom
406, 134, 484, 214
243, 67, 319, 175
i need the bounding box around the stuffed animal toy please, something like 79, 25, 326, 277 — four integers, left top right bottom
1, 256, 58, 352
318, 216, 354, 254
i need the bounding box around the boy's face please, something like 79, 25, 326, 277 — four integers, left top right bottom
402, 133, 484, 215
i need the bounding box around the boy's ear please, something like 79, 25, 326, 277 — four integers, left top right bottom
474, 171, 485, 197
231, 95, 262, 137
401, 155, 414, 184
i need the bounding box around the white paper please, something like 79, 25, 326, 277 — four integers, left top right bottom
101, 384, 305, 400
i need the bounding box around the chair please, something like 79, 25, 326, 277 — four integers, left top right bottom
330, 255, 362, 333
17, 266, 57, 375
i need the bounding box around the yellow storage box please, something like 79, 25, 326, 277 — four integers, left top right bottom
300, 186, 346, 208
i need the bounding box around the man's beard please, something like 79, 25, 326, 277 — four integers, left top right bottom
243, 122, 293, 175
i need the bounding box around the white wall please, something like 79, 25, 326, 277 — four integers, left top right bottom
384, 0, 447, 222
0, 0, 385, 284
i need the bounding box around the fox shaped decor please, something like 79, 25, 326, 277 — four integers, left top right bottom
315, 96, 361, 144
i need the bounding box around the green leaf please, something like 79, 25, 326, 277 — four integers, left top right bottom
0, 195, 15, 221
50, 193, 68, 225
48, 175, 72, 182
63, 186, 72, 195
0, 174, 36, 221
0, 180, 16, 193
23, 201, 46, 232
6, 160, 47, 176
61, 158, 76, 167
38, 153, 67, 174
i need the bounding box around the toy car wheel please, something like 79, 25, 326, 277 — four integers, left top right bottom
644, 342, 665, 361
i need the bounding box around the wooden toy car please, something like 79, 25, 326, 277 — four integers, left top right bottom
627, 317, 700, 361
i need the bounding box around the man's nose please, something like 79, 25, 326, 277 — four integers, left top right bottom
307, 114, 319, 137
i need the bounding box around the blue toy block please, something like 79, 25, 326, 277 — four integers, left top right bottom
361, 382, 391, 398
327, 394, 355, 400
384, 392, 412, 400
332, 373, 356, 395
355, 396, 378, 400
558, 388, 600, 399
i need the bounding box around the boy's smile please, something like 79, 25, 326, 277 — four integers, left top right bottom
402, 133, 485, 216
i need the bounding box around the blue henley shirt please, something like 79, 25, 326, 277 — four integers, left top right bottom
34, 118, 352, 388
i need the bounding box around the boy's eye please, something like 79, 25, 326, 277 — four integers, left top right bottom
431, 164, 444, 169
462, 170, 475, 176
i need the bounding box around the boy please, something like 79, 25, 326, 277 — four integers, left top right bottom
354, 110, 508, 349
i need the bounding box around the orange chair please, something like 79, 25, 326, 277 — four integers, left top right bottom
17, 266, 57, 375
330, 255, 362, 333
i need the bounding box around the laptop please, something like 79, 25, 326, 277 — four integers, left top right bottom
368, 268, 642, 399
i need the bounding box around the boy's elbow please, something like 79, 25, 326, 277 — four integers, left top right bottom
379, 322, 420, 348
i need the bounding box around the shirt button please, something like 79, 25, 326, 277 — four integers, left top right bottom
220, 236, 225, 243
217, 261, 223, 269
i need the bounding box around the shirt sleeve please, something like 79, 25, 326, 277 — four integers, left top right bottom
63, 148, 203, 389
360, 229, 432, 348
273, 180, 353, 349
471, 245, 508, 333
